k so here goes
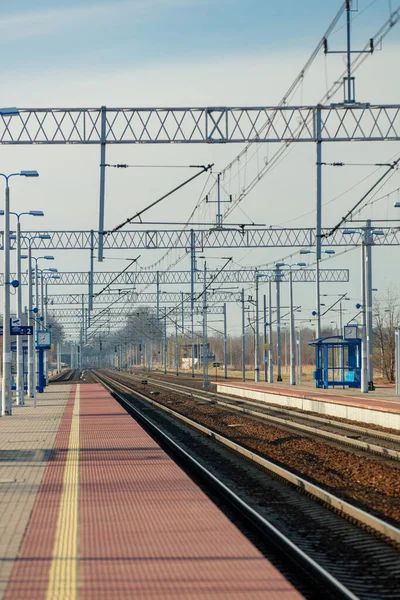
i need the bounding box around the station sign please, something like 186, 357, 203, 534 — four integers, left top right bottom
0, 324, 33, 336
11, 325, 33, 336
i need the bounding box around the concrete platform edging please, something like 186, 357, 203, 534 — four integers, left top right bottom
216, 385, 400, 430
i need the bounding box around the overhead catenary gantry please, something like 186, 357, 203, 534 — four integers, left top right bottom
2, 226, 400, 251
1, 103, 400, 261
3, 267, 350, 286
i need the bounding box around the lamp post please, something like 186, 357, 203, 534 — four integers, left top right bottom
21, 241, 52, 404
5, 210, 44, 406
255, 273, 276, 383
276, 262, 306, 385
0, 168, 39, 416
299, 249, 335, 338
343, 228, 383, 392
41, 270, 59, 385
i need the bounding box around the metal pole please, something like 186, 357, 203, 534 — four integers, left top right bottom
98, 106, 107, 261
40, 274, 45, 385
190, 230, 195, 377
396, 329, 400, 396
284, 328, 288, 373
81, 294, 84, 369
175, 316, 179, 376
57, 341, 61, 373
365, 220, 375, 390
27, 245, 35, 401
268, 279, 273, 383
298, 328, 303, 384
34, 261, 39, 393
263, 294, 267, 382
89, 229, 94, 321
316, 105, 322, 339
203, 262, 209, 388
346, 0, 352, 103
223, 302, 228, 379
181, 291, 184, 372
276, 269, 282, 382
44, 278, 49, 385
289, 269, 296, 385
241, 288, 246, 382
2, 183, 11, 415
16, 219, 24, 406
339, 301, 344, 380
254, 271, 260, 382
156, 271, 160, 368
163, 311, 167, 375
361, 241, 368, 393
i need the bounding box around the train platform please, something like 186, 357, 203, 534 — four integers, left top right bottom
1, 382, 303, 599
215, 380, 400, 429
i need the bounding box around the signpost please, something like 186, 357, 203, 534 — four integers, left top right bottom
11, 325, 33, 336
0, 324, 33, 336
213, 361, 221, 380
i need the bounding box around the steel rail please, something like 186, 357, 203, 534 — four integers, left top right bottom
92, 370, 359, 600
95, 370, 400, 546
123, 374, 400, 460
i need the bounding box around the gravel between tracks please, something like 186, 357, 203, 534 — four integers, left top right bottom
110, 371, 400, 527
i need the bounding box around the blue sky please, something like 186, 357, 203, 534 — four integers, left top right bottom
1, 0, 395, 72
1, 0, 399, 338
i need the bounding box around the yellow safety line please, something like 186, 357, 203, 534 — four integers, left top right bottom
46, 384, 80, 599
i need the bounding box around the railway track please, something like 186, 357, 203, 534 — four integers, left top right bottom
49, 368, 79, 383
115, 371, 400, 462
93, 369, 400, 600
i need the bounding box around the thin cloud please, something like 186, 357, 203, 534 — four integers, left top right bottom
0, 0, 220, 43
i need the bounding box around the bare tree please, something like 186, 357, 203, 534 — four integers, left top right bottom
373, 287, 400, 382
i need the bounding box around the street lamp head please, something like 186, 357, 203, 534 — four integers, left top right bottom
19, 170, 39, 178
39, 234, 51, 240
21, 255, 28, 259
299, 249, 312, 255
47, 268, 58, 272
43, 255, 54, 260
275, 262, 285, 268
323, 250, 335, 255
29, 210, 44, 216
0, 107, 19, 116
297, 262, 307, 267
372, 230, 384, 236
343, 230, 357, 235
394, 202, 400, 208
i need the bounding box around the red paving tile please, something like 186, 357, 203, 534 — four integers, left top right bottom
79, 384, 302, 599
4, 384, 303, 599
218, 381, 400, 414
5, 386, 76, 599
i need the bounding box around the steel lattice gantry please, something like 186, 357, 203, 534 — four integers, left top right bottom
1, 103, 400, 260
44, 268, 349, 306
49, 306, 225, 323
1, 105, 400, 144
2, 227, 400, 251
5, 268, 350, 286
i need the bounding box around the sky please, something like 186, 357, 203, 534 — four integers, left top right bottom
0, 0, 399, 341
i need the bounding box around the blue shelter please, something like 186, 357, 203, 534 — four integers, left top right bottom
309, 335, 362, 389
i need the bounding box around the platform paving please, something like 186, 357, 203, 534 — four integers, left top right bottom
216, 380, 400, 429
0, 385, 72, 599
4, 383, 303, 599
